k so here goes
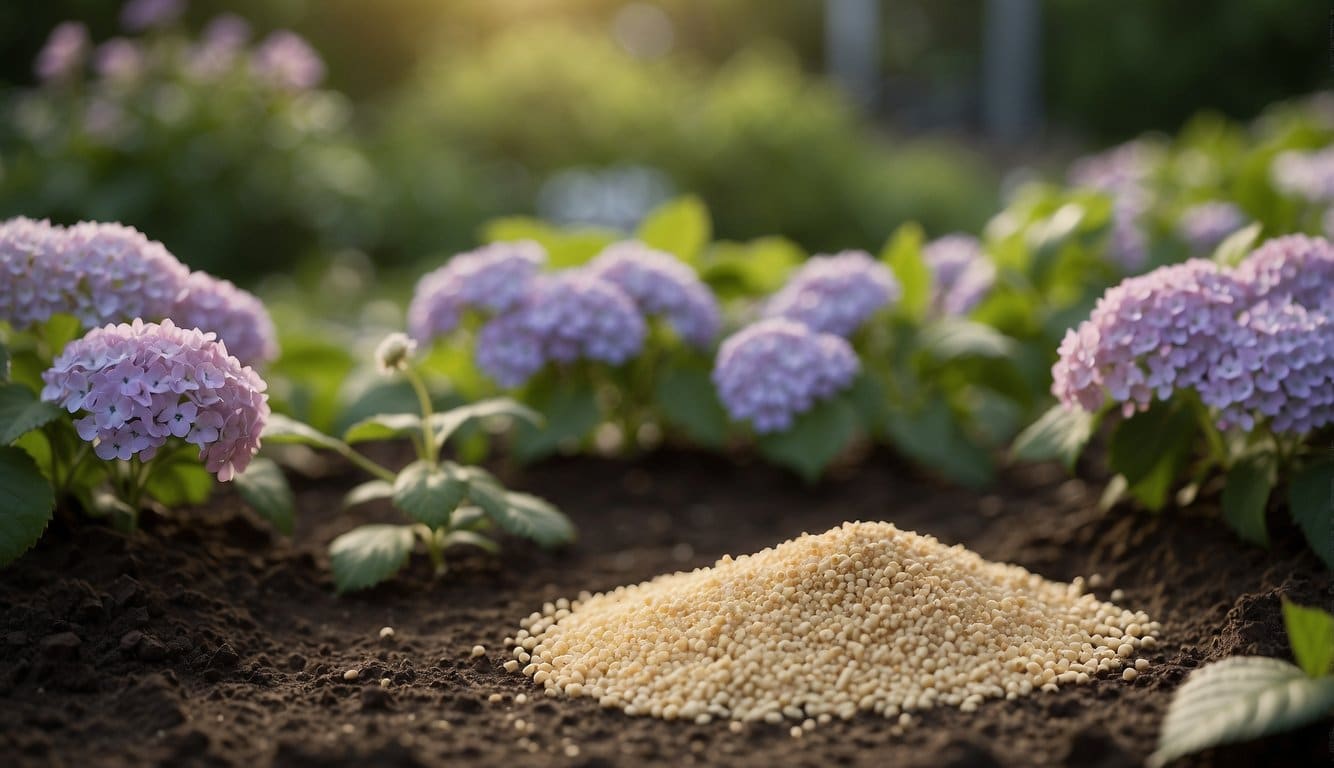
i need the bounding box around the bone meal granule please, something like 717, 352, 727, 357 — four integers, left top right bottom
506, 522, 1159, 724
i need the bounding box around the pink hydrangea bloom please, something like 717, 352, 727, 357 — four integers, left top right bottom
41, 319, 269, 481
0, 217, 190, 331
170, 271, 279, 366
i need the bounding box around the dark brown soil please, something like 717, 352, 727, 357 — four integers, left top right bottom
1, 448, 1330, 767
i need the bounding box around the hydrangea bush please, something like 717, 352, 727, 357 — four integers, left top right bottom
0, 217, 280, 566
1017, 234, 1333, 565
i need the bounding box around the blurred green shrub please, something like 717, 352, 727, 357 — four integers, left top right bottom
385, 26, 997, 257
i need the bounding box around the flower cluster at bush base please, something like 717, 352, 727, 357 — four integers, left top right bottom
507, 522, 1158, 724
1052, 235, 1334, 434
0, 216, 277, 365
40, 319, 269, 481
410, 240, 719, 388
712, 319, 859, 433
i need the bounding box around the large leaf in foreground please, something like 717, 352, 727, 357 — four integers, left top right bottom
0, 446, 55, 566
329, 525, 416, 594
1147, 657, 1334, 768
1282, 600, 1334, 679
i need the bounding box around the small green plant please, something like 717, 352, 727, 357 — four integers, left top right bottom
1148, 600, 1334, 767
260, 333, 574, 592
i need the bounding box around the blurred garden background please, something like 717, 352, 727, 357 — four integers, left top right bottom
0, 0, 1325, 282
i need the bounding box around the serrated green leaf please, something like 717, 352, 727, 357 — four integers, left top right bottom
262, 414, 346, 451
918, 319, 1014, 362
392, 460, 467, 529
1147, 657, 1334, 768
1108, 405, 1197, 511
653, 366, 728, 448
344, 479, 394, 509
470, 483, 574, 548
430, 398, 542, 449
1288, 459, 1333, 570
884, 398, 995, 489
637, 195, 711, 264
879, 223, 929, 321
0, 446, 55, 566
1211, 222, 1263, 268
443, 529, 500, 555
343, 412, 422, 445
756, 397, 858, 483
1221, 451, 1276, 546
329, 524, 417, 593
1282, 600, 1334, 678
233, 458, 295, 535
1011, 404, 1096, 470
0, 384, 63, 445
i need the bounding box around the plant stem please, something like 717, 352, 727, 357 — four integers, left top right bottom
405, 367, 438, 464
419, 526, 447, 576
1186, 395, 1229, 468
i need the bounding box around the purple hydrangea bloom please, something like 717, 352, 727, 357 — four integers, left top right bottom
763, 250, 900, 337
1177, 201, 1248, 254
408, 241, 547, 343
93, 38, 144, 83
252, 31, 325, 90
0, 218, 190, 331
188, 15, 251, 78
1232, 234, 1334, 310
1068, 142, 1159, 272
1270, 148, 1334, 203
922, 234, 996, 316
584, 241, 721, 348
41, 319, 270, 481
474, 274, 647, 387
170, 272, 279, 366
34, 22, 89, 83
712, 318, 859, 434
120, 0, 185, 32
1052, 239, 1334, 436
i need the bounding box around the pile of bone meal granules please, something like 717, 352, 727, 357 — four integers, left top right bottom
504, 521, 1160, 726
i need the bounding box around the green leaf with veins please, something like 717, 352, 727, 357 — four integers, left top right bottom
392, 460, 468, 529
233, 458, 295, 535
0, 384, 63, 445
469, 480, 574, 548
343, 413, 422, 445
344, 479, 394, 509
1147, 657, 1334, 768
0, 446, 55, 566
329, 524, 417, 594
430, 398, 543, 449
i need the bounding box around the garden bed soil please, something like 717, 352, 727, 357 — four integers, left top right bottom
0, 448, 1330, 767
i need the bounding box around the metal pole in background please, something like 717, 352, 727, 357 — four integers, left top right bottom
825, 0, 881, 110
982, 0, 1042, 143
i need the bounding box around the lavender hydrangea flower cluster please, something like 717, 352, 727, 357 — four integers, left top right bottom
1270, 147, 1334, 203
584, 241, 721, 348
252, 31, 325, 91
1177, 201, 1248, 254
1052, 236, 1334, 436
922, 234, 996, 317
1068, 141, 1158, 271
763, 250, 899, 337
712, 319, 859, 433
407, 241, 547, 343
35, 22, 89, 83
40, 319, 269, 481
0, 218, 190, 331
475, 274, 646, 387
170, 272, 279, 366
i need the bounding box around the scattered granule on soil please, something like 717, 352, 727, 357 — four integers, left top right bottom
506, 521, 1160, 724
